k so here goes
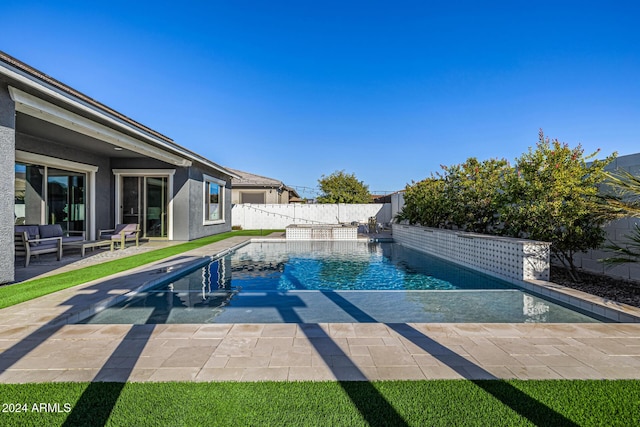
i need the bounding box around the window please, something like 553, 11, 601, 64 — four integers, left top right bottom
204, 175, 225, 224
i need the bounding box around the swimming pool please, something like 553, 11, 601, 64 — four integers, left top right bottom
81, 241, 604, 324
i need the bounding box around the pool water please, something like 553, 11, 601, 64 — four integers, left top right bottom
80, 241, 604, 324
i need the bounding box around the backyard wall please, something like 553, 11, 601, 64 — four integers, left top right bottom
392, 223, 551, 283
232, 203, 392, 229
389, 191, 405, 222
572, 153, 640, 281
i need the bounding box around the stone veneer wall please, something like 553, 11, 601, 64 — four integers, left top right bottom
392, 224, 551, 283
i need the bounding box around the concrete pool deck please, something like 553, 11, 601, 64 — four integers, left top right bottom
1, 235, 639, 383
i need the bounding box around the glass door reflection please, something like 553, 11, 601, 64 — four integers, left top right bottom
47, 168, 86, 234
120, 176, 168, 238
145, 177, 167, 238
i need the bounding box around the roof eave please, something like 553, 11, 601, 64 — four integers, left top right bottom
1, 50, 235, 178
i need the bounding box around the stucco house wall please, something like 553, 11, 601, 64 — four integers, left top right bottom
184, 165, 232, 240
1, 51, 236, 283
0, 84, 16, 283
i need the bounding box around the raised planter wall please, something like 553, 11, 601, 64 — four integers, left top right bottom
392, 224, 551, 283
286, 224, 358, 240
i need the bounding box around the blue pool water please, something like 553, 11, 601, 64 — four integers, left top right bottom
81, 241, 604, 324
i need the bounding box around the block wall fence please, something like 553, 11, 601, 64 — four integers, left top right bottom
571, 153, 640, 281
232, 203, 392, 230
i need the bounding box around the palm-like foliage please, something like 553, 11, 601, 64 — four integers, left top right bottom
602, 169, 640, 217
601, 169, 640, 266
603, 224, 640, 265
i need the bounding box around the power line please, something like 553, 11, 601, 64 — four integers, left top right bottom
289, 184, 399, 198
237, 204, 333, 224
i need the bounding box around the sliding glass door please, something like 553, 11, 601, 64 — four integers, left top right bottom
121, 177, 141, 226
119, 176, 169, 238
146, 177, 167, 238
14, 163, 44, 225
14, 162, 86, 235
47, 168, 86, 234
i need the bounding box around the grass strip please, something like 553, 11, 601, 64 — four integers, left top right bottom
0, 230, 281, 309
0, 380, 638, 426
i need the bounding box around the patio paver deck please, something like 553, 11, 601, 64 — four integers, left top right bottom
1, 234, 639, 383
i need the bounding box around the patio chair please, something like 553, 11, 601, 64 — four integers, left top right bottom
99, 224, 140, 250
14, 225, 62, 267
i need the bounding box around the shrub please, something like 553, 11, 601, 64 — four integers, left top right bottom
398, 130, 617, 281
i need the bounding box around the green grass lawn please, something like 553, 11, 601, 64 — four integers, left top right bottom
0, 380, 638, 426
2, 232, 638, 426
0, 230, 281, 309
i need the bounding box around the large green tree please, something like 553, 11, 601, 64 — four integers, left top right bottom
396, 177, 448, 227
500, 131, 616, 279
441, 157, 510, 233
396, 157, 509, 233
317, 170, 371, 204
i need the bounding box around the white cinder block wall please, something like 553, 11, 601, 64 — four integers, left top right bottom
392, 224, 551, 283
232, 203, 392, 229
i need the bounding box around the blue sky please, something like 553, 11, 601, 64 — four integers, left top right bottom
3, 1, 639, 198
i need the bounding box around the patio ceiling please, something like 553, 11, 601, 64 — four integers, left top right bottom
16, 112, 144, 159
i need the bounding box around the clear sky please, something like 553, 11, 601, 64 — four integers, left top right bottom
3, 1, 639, 198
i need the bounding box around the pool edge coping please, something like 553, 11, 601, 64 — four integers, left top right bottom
521, 278, 640, 323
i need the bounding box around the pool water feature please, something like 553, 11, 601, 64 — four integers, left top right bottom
80, 241, 604, 324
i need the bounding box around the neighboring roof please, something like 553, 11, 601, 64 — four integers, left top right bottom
0, 50, 238, 179
227, 168, 285, 187
227, 168, 300, 198
373, 190, 406, 203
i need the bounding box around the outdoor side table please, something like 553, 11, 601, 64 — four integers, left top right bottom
63, 240, 114, 257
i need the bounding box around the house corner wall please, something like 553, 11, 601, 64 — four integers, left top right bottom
0, 85, 16, 283
185, 166, 232, 240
